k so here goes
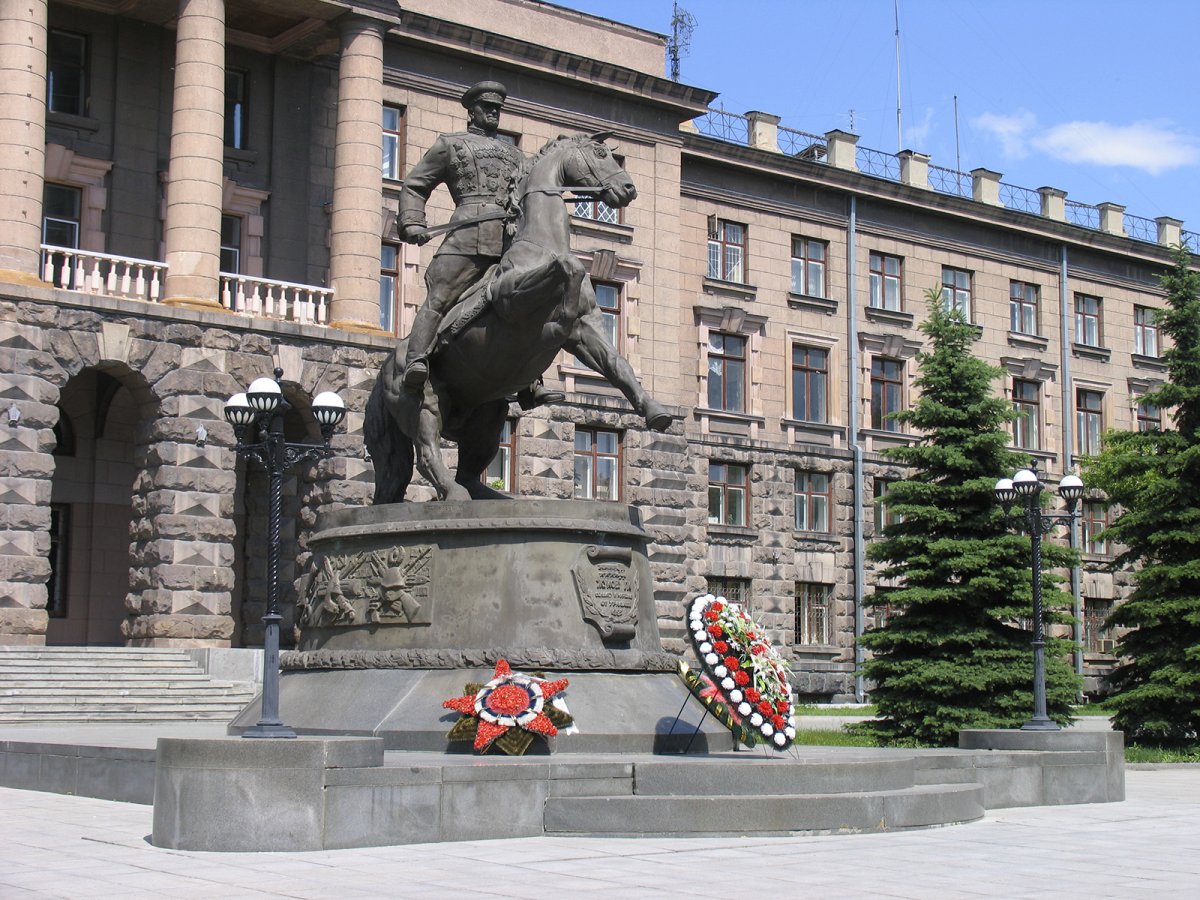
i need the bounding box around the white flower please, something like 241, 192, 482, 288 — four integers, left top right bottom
787, 716, 796, 727
729, 689, 742, 703
774, 732, 787, 747
738, 702, 752, 716
784, 727, 796, 739
699, 642, 712, 654
761, 724, 774, 737
714, 665, 727, 678
750, 713, 763, 727
721, 677, 735, 690
705, 653, 719, 666
693, 630, 707, 644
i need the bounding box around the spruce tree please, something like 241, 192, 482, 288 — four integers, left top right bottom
861, 290, 1078, 745
1083, 245, 1200, 747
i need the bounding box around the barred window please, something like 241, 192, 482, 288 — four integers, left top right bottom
794, 582, 833, 645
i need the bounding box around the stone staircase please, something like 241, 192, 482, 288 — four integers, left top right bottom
0, 647, 258, 724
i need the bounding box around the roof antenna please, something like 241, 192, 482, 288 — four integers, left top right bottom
894, 0, 903, 151
669, 2, 696, 82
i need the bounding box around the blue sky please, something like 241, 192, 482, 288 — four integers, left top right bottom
557, 0, 1200, 231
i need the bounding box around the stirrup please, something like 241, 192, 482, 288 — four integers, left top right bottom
401, 358, 429, 389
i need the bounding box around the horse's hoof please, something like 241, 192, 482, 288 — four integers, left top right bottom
643, 399, 674, 431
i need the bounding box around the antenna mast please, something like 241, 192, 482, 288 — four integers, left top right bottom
894, 0, 903, 151
669, 2, 697, 82
954, 95, 961, 172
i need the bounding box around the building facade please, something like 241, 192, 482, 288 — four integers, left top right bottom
0, 0, 1193, 697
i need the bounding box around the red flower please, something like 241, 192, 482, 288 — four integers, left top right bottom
751, 643, 766, 655
757, 700, 773, 716
775, 699, 790, 715
708, 624, 723, 639
734, 669, 750, 686
711, 600, 724, 613
713, 640, 729, 654
723, 655, 740, 670
745, 688, 761, 703
771, 714, 786, 729
705, 609, 719, 622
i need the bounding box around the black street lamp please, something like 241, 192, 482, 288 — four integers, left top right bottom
225, 368, 346, 739
994, 458, 1084, 731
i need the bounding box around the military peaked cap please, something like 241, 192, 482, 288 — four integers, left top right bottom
461, 81, 507, 108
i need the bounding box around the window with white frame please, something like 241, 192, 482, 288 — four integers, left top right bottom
1010, 281, 1039, 335
382, 105, 404, 180
1074, 294, 1102, 347
1084, 597, 1115, 653
794, 470, 831, 532
575, 282, 621, 366
707, 219, 746, 283
1134, 306, 1160, 357
1081, 502, 1110, 556
941, 267, 972, 319
707, 332, 746, 412
1137, 398, 1161, 432
220, 215, 242, 274
791, 344, 828, 423
794, 582, 833, 645
1076, 388, 1104, 457
484, 419, 516, 492
791, 236, 827, 297
1012, 379, 1040, 450
574, 427, 621, 501
708, 461, 748, 526
869, 252, 903, 311
873, 479, 902, 532
224, 69, 248, 150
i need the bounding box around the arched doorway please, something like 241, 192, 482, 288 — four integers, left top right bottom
47, 366, 151, 645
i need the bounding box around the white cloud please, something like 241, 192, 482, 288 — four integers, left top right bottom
904, 107, 935, 149
972, 110, 1037, 159
1033, 121, 1199, 175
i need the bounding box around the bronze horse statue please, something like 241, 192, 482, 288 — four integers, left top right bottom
365, 133, 673, 502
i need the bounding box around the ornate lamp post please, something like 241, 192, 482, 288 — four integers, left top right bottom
225, 369, 346, 739
994, 459, 1084, 731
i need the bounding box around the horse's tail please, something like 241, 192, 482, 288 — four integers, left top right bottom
364, 359, 414, 504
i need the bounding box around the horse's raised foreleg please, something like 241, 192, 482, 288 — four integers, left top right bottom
566, 308, 674, 431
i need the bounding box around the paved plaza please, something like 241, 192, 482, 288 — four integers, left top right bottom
0, 768, 1197, 898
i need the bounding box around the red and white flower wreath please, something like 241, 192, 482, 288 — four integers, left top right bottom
686, 593, 796, 749
443, 659, 572, 755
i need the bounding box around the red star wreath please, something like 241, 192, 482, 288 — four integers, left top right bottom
442, 659, 573, 755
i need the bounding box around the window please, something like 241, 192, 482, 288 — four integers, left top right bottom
790, 237, 827, 297
575, 282, 620, 365
574, 196, 620, 225
1081, 502, 1110, 556
870, 357, 904, 431
1074, 294, 1102, 347
485, 419, 516, 492
220, 215, 242, 274
41, 183, 81, 287
224, 70, 247, 149
574, 427, 620, 501
873, 479, 902, 532
868, 252, 903, 311
794, 582, 833, 645
790, 345, 828, 423
707, 219, 745, 282
794, 471, 831, 532
47, 504, 69, 619
707, 332, 746, 412
1012, 379, 1040, 451
708, 462, 748, 526
382, 105, 404, 180
1010, 281, 1039, 335
706, 577, 750, 606
941, 267, 971, 319
1076, 389, 1104, 457
1084, 598, 1115, 653
47, 30, 87, 115
380, 243, 399, 333
1137, 399, 1161, 432
1134, 307, 1160, 357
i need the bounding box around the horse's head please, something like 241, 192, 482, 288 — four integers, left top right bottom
563, 133, 637, 209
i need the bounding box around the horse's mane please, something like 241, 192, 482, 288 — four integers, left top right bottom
505, 133, 593, 217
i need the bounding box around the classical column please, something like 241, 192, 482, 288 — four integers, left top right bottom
0, 0, 49, 284
162, 0, 226, 310
328, 15, 387, 333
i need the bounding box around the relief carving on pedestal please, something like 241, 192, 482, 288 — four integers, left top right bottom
297, 545, 434, 628
572, 545, 638, 641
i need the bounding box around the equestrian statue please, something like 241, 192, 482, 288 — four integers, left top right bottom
365, 81, 673, 503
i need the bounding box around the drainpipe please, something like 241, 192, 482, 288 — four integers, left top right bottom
1059, 243, 1084, 698
849, 194, 866, 702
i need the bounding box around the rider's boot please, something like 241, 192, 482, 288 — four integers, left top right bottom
402, 307, 441, 389
517, 378, 566, 410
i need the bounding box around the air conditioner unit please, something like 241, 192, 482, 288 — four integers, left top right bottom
1098, 638, 1116, 654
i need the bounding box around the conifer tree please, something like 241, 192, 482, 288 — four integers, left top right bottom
1084, 246, 1200, 747
861, 291, 1078, 745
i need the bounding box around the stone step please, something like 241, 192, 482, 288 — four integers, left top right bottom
0, 710, 244, 723
544, 783, 985, 835
632, 752, 915, 795
0, 667, 207, 677
0, 684, 254, 697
